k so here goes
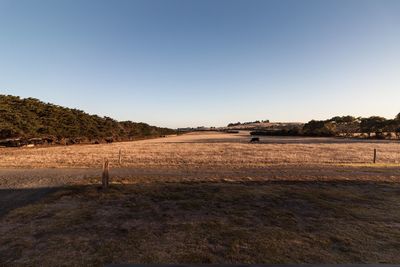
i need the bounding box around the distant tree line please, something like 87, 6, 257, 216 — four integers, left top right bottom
227, 120, 269, 127
0, 95, 176, 145
302, 115, 400, 138
251, 115, 400, 139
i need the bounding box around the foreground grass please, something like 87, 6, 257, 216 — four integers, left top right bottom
1, 181, 400, 265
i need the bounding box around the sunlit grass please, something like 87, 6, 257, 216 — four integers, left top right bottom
0, 132, 399, 169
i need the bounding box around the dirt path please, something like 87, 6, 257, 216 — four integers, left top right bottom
1, 165, 399, 190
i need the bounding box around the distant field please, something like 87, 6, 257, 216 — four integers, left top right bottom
1, 132, 400, 265
0, 131, 399, 169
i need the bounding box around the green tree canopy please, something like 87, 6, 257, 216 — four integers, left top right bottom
0, 94, 175, 141
360, 116, 387, 133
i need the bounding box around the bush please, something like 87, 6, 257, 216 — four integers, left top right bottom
303, 120, 337, 137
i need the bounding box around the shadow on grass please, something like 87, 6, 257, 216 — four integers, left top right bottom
1, 180, 400, 218
1, 180, 400, 265
0, 187, 59, 217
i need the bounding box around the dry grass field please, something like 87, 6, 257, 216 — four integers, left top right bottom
1, 131, 400, 265
0, 131, 399, 169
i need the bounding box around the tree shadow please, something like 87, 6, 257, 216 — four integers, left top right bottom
1, 179, 399, 218
2, 180, 400, 264
0, 187, 59, 217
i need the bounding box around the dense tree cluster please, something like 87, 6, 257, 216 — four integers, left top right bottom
0, 95, 175, 143
227, 120, 269, 127
303, 115, 400, 138
249, 115, 400, 139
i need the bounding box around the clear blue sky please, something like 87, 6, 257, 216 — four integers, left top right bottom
1, 0, 399, 128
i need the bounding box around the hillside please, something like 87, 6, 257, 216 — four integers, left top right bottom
0, 95, 175, 146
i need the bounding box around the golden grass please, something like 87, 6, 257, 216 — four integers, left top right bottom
0, 132, 399, 168
1, 132, 400, 265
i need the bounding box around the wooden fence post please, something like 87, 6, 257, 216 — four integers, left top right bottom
118, 149, 122, 166
373, 149, 377, 164
102, 159, 109, 189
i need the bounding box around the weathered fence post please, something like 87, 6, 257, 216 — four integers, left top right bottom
118, 149, 122, 166
102, 159, 110, 189
373, 149, 377, 164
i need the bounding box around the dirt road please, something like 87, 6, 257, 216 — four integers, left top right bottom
1, 165, 400, 190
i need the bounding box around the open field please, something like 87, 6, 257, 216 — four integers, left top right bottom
1, 132, 400, 265
0, 131, 399, 169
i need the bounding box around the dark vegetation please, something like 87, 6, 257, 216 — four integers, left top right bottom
223, 130, 240, 134
250, 115, 400, 139
250, 128, 303, 137
0, 95, 175, 146
302, 115, 400, 138
227, 120, 269, 127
